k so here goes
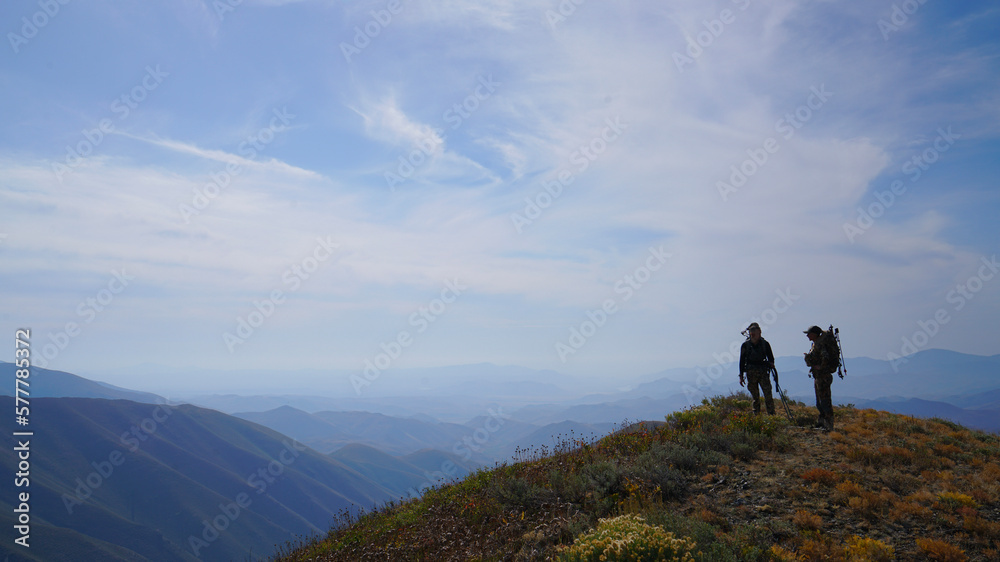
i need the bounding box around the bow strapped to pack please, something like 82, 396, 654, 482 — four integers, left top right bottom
827, 325, 847, 379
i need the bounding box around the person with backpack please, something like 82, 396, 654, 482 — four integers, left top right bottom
804, 325, 841, 431
739, 322, 776, 415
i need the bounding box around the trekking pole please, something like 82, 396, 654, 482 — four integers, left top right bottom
771, 365, 793, 421
833, 326, 847, 379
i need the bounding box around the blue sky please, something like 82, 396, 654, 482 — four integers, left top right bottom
1, 0, 998, 394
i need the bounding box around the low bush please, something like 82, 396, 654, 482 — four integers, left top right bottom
555, 514, 699, 562
845, 535, 894, 561
800, 467, 839, 486
792, 510, 822, 531
915, 537, 967, 561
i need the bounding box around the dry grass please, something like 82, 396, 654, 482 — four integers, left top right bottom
792, 509, 823, 531
916, 537, 968, 561
800, 467, 839, 486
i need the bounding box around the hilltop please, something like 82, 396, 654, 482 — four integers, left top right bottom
273, 394, 1000, 561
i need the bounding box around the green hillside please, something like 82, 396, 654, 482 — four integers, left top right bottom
0, 397, 404, 562
274, 394, 1000, 561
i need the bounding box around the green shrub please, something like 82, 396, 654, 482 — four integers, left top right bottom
679, 431, 737, 455
728, 411, 787, 437
667, 406, 719, 431
487, 476, 554, 509
635, 442, 726, 473
582, 460, 622, 497
730, 441, 757, 462
626, 456, 688, 501
555, 514, 699, 562
549, 468, 588, 500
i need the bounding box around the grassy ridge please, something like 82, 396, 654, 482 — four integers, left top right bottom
274, 394, 1000, 561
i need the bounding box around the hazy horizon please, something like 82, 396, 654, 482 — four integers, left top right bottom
0, 346, 985, 399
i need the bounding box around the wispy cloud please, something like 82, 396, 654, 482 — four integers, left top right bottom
124, 134, 322, 178
352, 95, 445, 149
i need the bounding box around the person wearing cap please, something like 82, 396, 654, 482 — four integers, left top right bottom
739, 322, 776, 415
804, 325, 836, 431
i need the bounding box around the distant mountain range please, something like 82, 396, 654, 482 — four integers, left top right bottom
847, 398, 1000, 433
0, 362, 165, 403
0, 397, 418, 561
616, 350, 1000, 402
233, 404, 616, 466
532, 350, 1000, 431
234, 406, 474, 456
80, 362, 590, 414
329, 444, 479, 499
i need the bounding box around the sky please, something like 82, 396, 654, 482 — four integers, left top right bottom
1, 0, 999, 396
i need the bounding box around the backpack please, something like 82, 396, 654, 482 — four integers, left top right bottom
745, 339, 769, 365
821, 328, 841, 369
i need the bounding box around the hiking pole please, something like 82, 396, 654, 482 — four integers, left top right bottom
771, 365, 793, 421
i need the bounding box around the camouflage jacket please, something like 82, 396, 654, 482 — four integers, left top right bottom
805, 332, 837, 373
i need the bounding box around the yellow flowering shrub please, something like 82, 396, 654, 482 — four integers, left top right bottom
556, 514, 698, 562
845, 535, 894, 561
937, 491, 978, 509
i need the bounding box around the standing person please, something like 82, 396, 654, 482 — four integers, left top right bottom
804, 325, 838, 431
739, 322, 776, 415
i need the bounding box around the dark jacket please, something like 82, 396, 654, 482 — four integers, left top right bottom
740, 337, 774, 374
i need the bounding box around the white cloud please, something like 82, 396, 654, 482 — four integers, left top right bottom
126, 134, 321, 179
